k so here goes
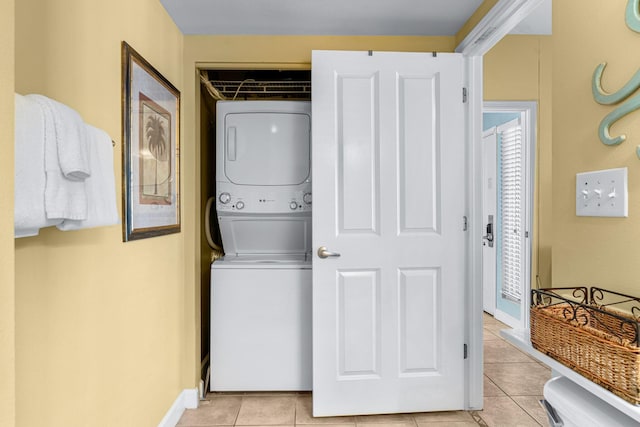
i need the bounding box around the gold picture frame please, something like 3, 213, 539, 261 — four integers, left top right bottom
121, 41, 180, 241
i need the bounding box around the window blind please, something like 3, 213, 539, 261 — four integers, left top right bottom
499, 122, 524, 303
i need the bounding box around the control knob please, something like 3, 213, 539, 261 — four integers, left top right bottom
289, 201, 298, 210
303, 192, 312, 205
219, 192, 231, 204
235, 201, 245, 210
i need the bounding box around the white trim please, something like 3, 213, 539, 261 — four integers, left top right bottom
455, 0, 546, 56
460, 2, 543, 411
523, 105, 536, 329
157, 388, 199, 427
459, 0, 544, 412
464, 54, 484, 411
183, 388, 199, 409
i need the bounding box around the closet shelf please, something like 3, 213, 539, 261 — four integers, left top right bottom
207, 80, 311, 98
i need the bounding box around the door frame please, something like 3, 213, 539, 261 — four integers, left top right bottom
483, 101, 537, 330
456, 0, 545, 410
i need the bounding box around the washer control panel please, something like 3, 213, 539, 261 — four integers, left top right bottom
216, 183, 312, 214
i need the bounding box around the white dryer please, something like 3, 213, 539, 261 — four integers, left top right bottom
210, 100, 312, 391
215, 100, 312, 217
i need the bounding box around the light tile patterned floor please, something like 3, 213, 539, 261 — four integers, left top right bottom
177, 314, 551, 427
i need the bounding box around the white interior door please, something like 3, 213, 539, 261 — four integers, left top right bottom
311, 50, 466, 416
482, 129, 497, 315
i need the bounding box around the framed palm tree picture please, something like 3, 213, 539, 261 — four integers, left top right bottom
121, 41, 180, 241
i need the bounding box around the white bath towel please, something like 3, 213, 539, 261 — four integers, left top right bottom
27, 94, 89, 221
58, 124, 120, 231
14, 93, 63, 237
30, 94, 90, 180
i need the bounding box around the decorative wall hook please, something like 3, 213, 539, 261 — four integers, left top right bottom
596, 93, 640, 146
626, 0, 640, 32
592, 1, 640, 154
592, 62, 640, 105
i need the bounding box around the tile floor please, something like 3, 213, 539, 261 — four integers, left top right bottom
177, 313, 551, 427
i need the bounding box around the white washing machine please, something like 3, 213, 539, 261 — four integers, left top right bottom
210, 255, 311, 391
210, 100, 313, 391
210, 213, 312, 391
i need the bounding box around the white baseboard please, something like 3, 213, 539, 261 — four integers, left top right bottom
158, 388, 199, 427
183, 388, 199, 409
494, 309, 522, 330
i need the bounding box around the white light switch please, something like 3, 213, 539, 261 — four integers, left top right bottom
576, 168, 628, 217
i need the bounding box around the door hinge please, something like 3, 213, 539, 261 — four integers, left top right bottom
464, 344, 468, 359
463, 216, 468, 231
525, 231, 529, 238
462, 87, 468, 103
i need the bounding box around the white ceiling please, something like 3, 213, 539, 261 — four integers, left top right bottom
160, 0, 551, 37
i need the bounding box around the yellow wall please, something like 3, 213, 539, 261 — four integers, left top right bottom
1, 0, 16, 425
552, 1, 640, 294
483, 35, 553, 287
14, 1, 186, 426
10, 1, 639, 424
186, 36, 456, 67
484, 2, 640, 295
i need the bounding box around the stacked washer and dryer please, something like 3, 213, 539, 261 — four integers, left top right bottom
210, 100, 313, 391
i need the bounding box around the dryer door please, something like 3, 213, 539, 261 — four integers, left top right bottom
223, 112, 311, 186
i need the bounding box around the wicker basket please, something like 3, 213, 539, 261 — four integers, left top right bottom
530, 287, 640, 405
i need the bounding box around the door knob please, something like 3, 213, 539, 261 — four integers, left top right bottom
317, 246, 341, 259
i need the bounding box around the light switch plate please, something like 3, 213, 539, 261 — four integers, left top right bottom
576, 168, 628, 217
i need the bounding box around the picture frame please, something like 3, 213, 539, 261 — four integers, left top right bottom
121, 41, 181, 241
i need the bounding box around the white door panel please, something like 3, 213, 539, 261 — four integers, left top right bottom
399, 76, 438, 233
337, 269, 380, 378
312, 50, 466, 416
398, 268, 439, 373
336, 73, 379, 234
